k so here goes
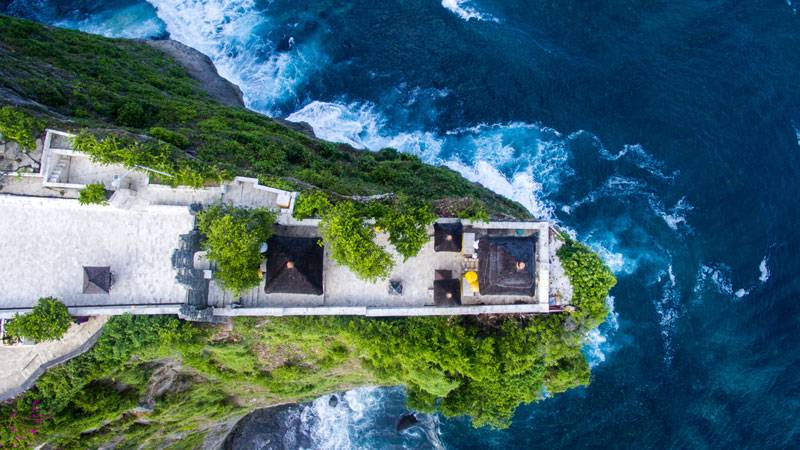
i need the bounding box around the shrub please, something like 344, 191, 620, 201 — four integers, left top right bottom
292, 190, 332, 220
455, 200, 490, 223
78, 183, 107, 205
0, 106, 43, 151
115, 101, 148, 128
5, 297, 72, 342
149, 127, 190, 149
557, 240, 617, 328
370, 197, 437, 261
319, 201, 394, 282
197, 203, 278, 294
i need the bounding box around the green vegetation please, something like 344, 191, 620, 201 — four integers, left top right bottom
0, 14, 528, 217
0, 241, 615, 445
0, 105, 43, 151
197, 203, 278, 294
149, 126, 190, 149
369, 197, 437, 261
293, 190, 437, 281
0, 314, 371, 448
71, 132, 226, 188
292, 189, 332, 220
5, 297, 72, 342
455, 200, 491, 223
77, 183, 107, 205
320, 201, 394, 282
557, 240, 617, 329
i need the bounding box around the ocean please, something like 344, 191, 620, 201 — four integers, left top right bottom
4, 0, 799, 447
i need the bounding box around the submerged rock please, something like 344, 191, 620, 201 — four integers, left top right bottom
329, 395, 339, 408
396, 413, 419, 432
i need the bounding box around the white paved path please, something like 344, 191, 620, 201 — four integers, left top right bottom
0, 316, 108, 399
0, 195, 194, 308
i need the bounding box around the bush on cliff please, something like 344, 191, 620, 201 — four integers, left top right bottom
0, 106, 43, 151
78, 183, 108, 205
5, 297, 72, 342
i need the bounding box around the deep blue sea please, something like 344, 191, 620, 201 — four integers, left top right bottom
4, 0, 800, 447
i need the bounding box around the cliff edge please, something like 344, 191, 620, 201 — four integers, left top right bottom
141, 39, 245, 109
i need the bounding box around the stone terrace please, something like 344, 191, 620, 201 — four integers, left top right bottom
1, 129, 564, 319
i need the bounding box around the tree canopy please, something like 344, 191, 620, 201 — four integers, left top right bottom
197, 203, 278, 294
5, 297, 72, 342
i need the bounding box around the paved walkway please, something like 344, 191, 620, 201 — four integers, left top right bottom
0, 316, 108, 400
0, 195, 194, 309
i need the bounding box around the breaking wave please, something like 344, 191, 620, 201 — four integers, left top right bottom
144, 0, 328, 114
440, 0, 500, 22
655, 264, 682, 364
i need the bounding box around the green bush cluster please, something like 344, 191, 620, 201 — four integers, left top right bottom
292, 189, 332, 220
77, 183, 107, 205
71, 132, 227, 188
149, 126, 190, 149
197, 203, 278, 294
5, 297, 72, 342
281, 314, 593, 429
368, 197, 437, 261
557, 240, 617, 329
0, 105, 43, 151
319, 201, 394, 282
294, 191, 436, 280
0, 314, 203, 447
455, 199, 491, 223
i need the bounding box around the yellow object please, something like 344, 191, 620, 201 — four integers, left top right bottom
464, 271, 478, 283
470, 281, 480, 293
375, 226, 383, 232
257, 269, 264, 279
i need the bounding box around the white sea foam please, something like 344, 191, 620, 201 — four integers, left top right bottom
441, 0, 500, 22
648, 196, 694, 233
302, 388, 383, 449
583, 295, 620, 367
287, 101, 572, 220
655, 264, 682, 364
694, 262, 754, 301
53, 3, 167, 39
600, 143, 679, 181
145, 0, 327, 114
794, 122, 800, 145
759, 256, 770, 283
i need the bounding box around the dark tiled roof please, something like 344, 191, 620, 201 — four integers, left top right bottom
265, 236, 324, 295
434, 222, 463, 252
477, 235, 535, 296
83, 266, 110, 294
434, 279, 461, 306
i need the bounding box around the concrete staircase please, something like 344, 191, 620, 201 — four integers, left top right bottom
47, 156, 68, 183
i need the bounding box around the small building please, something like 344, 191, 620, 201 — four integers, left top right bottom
83, 266, 112, 294
433, 279, 461, 306
264, 236, 324, 295
433, 222, 463, 252
477, 235, 536, 296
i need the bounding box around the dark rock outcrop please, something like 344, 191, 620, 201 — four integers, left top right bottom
328, 395, 339, 408
273, 117, 317, 139
396, 413, 419, 432
142, 39, 245, 108
223, 403, 313, 450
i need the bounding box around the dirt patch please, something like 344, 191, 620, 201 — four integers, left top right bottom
142, 358, 200, 409
254, 343, 301, 372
